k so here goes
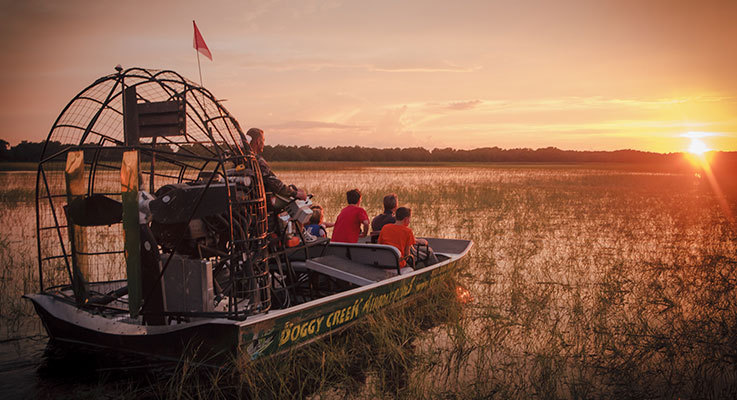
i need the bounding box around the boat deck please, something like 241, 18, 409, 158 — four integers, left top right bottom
305, 255, 405, 286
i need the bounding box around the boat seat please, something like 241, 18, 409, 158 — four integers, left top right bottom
325, 242, 403, 272
305, 255, 407, 286
64, 194, 122, 226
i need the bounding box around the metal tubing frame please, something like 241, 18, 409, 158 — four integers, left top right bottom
34, 67, 277, 321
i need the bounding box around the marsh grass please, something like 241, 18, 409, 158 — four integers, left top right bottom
0, 188, 34, 204
276, 164, 737, 398
0, 162, 37, 171
1, 164, 736, 398
118, 274, 463, 399
0, 221, 43, 341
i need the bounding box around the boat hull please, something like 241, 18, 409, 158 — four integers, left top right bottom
26, 294, 240, 362
237, 251, 461, 359
26, 238, 472, 363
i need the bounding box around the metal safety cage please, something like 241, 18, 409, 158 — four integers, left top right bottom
34, 67, 273, 321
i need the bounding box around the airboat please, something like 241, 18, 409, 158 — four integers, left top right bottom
23, 67, 472, 363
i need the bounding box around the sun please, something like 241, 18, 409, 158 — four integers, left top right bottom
687, 138, 710, 155
683, 137, 713, 169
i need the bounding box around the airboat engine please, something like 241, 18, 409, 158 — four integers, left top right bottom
149, 182, 234, 258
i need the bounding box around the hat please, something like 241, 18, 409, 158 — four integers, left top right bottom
246, 128, 264, 140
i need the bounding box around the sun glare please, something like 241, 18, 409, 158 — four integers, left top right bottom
682, 136, 733, 225
688, 138, 710, 155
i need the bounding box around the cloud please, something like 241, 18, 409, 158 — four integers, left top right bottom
234, 58, 368, 72
443, 100, 483, 111
231, 57, 482, 74
265, 120, 364, 131
231, 0, 344, 31
680, 131, 727, 138
411, 95, 737, 124
374, 106, 409, 138
370, 62, 481, 73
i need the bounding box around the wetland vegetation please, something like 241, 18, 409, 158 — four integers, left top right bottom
1, 161, 736, 398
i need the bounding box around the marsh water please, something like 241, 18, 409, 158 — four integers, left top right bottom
1, 163, 736, 398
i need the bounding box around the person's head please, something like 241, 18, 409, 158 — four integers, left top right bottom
309, 205, 323, 225
246, 128, 265, 154
383, 193, 398, 213
395, 207, 411, 225
346, 188, 361, 205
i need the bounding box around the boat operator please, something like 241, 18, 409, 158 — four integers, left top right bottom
245, 127, 307, 200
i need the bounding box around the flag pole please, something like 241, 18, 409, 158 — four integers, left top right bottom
196, 47, 204, 88
194, 19, 204, 89
193, 20, 215, 137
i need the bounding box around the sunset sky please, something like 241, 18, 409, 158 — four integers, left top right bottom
1, 0, 736, 152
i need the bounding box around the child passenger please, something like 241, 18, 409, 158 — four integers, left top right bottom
378, 207, 437, 269
331, 189, 369, 243
370, 193, 398, 243
304, 205, 333, 238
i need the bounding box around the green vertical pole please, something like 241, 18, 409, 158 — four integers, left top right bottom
121, 150, 142, 317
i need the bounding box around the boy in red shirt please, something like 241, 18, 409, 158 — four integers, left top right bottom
331, 189, 369, 243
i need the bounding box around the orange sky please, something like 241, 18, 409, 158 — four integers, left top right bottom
1, 0, 736, 152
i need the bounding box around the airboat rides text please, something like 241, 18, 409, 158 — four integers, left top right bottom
278, 273, 442, 347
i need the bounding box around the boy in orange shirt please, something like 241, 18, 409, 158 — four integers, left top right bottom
378, 207, 436, 269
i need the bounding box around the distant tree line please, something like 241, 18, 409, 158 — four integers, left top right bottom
261, 145, 684, 163
0, 140, 71, 162
0, 138, 715, 164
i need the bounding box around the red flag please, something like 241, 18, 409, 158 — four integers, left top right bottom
193, 21, 212, 61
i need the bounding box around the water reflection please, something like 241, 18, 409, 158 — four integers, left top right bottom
0, 337, 182, 399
